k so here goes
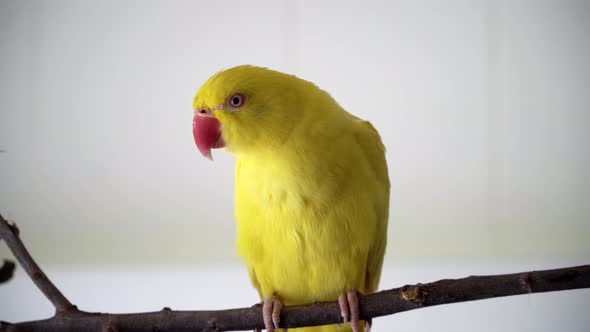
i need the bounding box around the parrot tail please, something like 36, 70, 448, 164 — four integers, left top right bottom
289, 322, 367, 332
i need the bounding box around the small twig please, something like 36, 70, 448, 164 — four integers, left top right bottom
1, 213, 589, 331
0, 214, 76, 313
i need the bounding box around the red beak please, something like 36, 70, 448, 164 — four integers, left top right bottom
193, 113, 225, 160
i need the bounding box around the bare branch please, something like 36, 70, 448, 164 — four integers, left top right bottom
1, 213, 589, 331
0, 214, 76, 313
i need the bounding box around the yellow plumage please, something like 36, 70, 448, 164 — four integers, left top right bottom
193, 66, 389, 331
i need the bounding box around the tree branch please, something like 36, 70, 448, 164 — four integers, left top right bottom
0, 214, 75, 313
1, 213, 589, 331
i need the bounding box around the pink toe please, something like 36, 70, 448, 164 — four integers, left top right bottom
272, 300, 283, 329
338, 293, 349, 323
263, 297, 275, 332
347, 291, 360, 332
262, 296, 283, 332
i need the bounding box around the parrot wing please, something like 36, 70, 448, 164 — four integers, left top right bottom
355, 119, 390, 293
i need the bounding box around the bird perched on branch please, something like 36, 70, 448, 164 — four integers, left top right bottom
192, 66, 390, 332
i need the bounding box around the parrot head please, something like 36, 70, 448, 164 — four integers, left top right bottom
192, 65, 317, 159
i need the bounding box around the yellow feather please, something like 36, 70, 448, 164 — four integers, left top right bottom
194, 66, 390, 331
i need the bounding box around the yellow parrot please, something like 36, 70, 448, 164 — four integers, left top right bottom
192, 66, 389, 332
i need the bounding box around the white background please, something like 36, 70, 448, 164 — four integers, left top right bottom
1, 0, 589, 330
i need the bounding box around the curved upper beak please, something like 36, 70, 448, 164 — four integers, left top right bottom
192, 111, 225, 160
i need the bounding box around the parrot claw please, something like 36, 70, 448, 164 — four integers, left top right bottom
262, 295, 283, 332
338, 290, 360, 332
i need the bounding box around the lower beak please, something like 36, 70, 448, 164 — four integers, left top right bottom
192, 113, 225, 160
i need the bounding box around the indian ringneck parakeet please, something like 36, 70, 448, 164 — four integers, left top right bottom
192, 66, 389, 332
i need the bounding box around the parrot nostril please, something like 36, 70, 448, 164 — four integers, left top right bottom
199, 109, 207, 114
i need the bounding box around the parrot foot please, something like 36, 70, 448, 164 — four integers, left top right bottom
262, 295, 283, 332
338, 290, 360, 332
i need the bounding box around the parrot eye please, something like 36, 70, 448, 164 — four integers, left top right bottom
228, 93, 246, 109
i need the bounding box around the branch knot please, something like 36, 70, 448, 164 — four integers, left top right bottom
400, 283, 429, 303
520, 273, 534, 293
